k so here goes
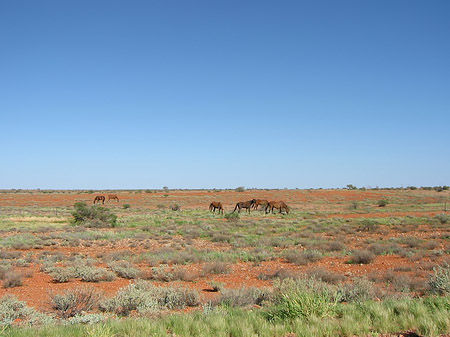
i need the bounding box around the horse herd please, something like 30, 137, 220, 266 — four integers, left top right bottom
92, 194, 289, 215
209, 199, 289, 215
93, 194, 120, 204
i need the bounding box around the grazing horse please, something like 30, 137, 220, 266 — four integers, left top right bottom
265, 201, 289, 214
107, 194, 120, 202
93, 195, 105, 204
209, 201, 224, 214
233, 199, 256, 213
252, 199, 269, 210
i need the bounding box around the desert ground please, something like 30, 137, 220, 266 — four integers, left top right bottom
0, 188, 449, 336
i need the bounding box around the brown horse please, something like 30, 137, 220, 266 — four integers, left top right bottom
93, 195, 105, 204
233, 199, 256, 213
252, 199, 269, 210
265, 201, 289, 214
209, 201, 224, 214
107, 194, 120, 202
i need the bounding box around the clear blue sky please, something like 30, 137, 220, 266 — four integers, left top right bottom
1, 1, 449, 189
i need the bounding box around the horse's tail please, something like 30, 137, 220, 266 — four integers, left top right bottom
209, 203, 213, 211
233, 203, 239, 212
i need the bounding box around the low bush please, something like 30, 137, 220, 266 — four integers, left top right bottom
0, 295, 53, 325
265, 278, 340, 321
71, 202, 117, 228
339, 277, 377, 303
324, 241, 345, 252
428, 263, 450, 295
306, 267, 344, 285
108, 261, 140, 279
77, 266, 116, 283
0, 265, 11, 280
49, 267, 75, 283
435, 213, 449, 224
202, 262, 230, 275
360, 219, 379, 232
100, 281, 200, 316
377, 199, 389, 207
258, 269, 300, 281
284, 249, 323, 265
215, 287, 270, 307
51, 286, 103, 318
3, 271, 23, 288
348, 250, 375, 264
224, 212, 239, 222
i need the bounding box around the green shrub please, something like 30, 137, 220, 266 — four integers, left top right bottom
122, 204, 131, 209
435, 213, 449, 224
428, 263, 450, 295
224, 212, 239, 222
360, 219, 379, 231
235, 186, 245, 192
0, 295, 53, 325
377, 199, 389, 207
49, 267, 75, 283
265, 278, 340, 322
66, 313, 108, 325
108, 261, 140, 279
100, 281, 200, 316
339, 277, 376, 303
77, 266, 116, 283
284, 249, 323, 265
71, 202, 117, 228
216, 287, 270, 307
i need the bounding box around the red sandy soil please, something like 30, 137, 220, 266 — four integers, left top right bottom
0, 189, 448, 314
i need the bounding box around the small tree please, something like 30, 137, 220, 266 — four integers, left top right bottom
235, 186, 245, 192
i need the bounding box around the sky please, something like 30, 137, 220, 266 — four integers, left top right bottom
1, 0, 449, 189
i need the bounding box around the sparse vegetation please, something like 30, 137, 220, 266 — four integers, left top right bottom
1, 188, 450, 336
